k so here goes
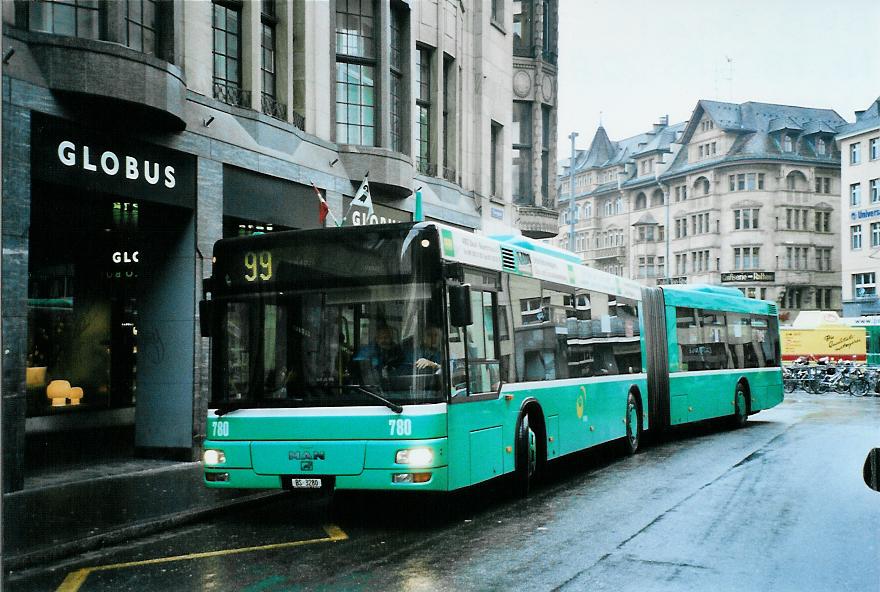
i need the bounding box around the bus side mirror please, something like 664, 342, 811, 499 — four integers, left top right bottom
199, 300, 213, 338
449, 284, 473, 327
866, 448, 880, 492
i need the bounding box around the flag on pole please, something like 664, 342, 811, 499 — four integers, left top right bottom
344, 172, 373, 225
311, 181, 340, 227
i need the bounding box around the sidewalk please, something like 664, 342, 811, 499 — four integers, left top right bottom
2, 460, 276, 571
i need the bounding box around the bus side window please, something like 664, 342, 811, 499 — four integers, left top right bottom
447, 287, 500, 397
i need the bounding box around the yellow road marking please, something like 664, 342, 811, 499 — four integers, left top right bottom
56, 524, 347, 592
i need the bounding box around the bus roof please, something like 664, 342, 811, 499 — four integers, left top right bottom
661, 284, 778, 315
432, 222, 642, 300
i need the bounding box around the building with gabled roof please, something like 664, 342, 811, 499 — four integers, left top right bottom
557, 99, 847, 320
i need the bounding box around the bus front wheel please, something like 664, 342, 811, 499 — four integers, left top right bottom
733, 384, 749, 428
514, 414, 538, 497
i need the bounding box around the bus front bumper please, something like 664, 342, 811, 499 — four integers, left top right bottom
203, 437, 448, 492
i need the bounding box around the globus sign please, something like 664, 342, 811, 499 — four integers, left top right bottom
31, 113, 196, 208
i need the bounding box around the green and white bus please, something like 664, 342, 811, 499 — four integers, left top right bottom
200, 222, 782, 494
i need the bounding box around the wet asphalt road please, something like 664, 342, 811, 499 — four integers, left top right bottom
11, 393, 880, 592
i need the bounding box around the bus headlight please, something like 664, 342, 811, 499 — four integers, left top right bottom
203, 449, 226, 465
396, 448, 433, 467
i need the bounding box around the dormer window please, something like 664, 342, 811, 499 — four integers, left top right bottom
783, 135, 794, 152
816, 138, 826, 156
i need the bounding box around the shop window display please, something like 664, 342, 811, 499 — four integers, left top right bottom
27, 191, 142, 416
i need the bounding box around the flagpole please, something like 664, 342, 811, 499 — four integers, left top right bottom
310, 181, 341, 227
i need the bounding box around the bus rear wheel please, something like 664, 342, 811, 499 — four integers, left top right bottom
624, 392, 641, 455
514, 414, 538, 497
733, 384, 749, 428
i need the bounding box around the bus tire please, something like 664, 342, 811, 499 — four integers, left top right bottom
624, 391, 641, 455
733, 383, 749, 428
514, 414, 538, 497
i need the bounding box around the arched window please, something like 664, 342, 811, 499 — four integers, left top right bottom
634, 192, 647, 210
651, 189, 664, 206
693, 176, 710, 196
786, 170, 808, 191
615, 197, 623, 214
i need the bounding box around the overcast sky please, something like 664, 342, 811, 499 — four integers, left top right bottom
557, 0, 880, 157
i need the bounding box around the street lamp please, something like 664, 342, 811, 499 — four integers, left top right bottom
567, 131, 579, 252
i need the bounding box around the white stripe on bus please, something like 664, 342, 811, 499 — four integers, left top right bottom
669, 367, 780, 378
501, 374, 648, 392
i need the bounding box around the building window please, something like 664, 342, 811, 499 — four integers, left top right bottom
213, 1, 247, 107
126, 0, 158, 54
871, 138, 879, 161
729, 173, 763, 192
443, 55, 456, 181
512, 0, 533, 56
634, 193, 647, 210
733, 247, 760, 270
783, 135, 795, 152
674, 185, 687, 202
638, 256, 655, 278
786, 246, 809, 270
872, 222, 880, 248
853, 272, 877, 298
512, 101, 532, 203
851, 183, 862, 207
815, 211, 831, 232
415, 46, 433, 174
816, 247, 832, 271
490, 122, 502, 197
336, 0, 376, 146
583, 202, 592, 218
734, 208, 758, 230
260, 1, 285, 119
851, 225, 863, 250
491, 0, 503, 23
785, 208, 809, 230
871, 179, 879, 203
816, 288, 832, 309
389, 5, 405, 153
815, 176, 831, 194
675, 253, 687, 275
785, 287, 804, 310
675, 218, 688, 239
816, 138, 826, 156
541, 106, 551, 202
851, 142, 861, 165
31, 0, 100, 39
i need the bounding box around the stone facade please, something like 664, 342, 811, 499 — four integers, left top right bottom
836, 98, 880, 318
557, 100, 847, 322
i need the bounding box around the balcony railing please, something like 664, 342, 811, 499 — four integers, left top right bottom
213, 82, 251, 109
261, 93, 287, 121
442, 166, 457, 184
593, 246, 626, 259
417, 159, 437, 177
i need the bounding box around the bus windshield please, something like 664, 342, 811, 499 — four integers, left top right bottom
210, 225, 446, 409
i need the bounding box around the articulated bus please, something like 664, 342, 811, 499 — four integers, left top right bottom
199, 222, 783, 494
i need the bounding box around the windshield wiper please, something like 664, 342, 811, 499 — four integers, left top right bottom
214, 399, 252, 417
348, 385, 403, 414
